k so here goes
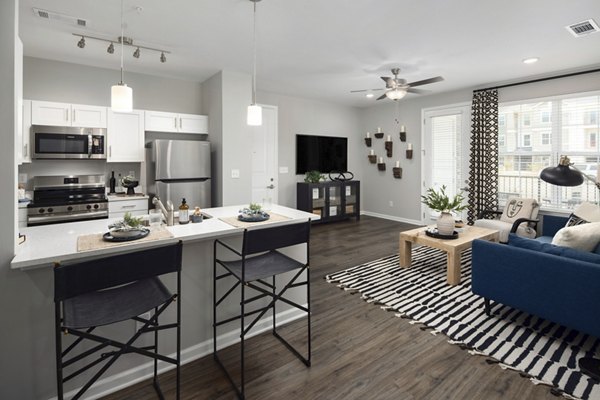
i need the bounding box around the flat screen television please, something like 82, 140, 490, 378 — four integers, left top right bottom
296, 134, 348, 174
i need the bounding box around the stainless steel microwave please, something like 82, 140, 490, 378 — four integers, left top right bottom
31, 125, 107, 160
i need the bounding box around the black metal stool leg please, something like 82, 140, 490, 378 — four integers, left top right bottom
55, 304, 64, 400
241, 280, 245, 399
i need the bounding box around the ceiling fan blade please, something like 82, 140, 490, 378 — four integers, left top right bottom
407, 88, 428, 94
407, 76, 444, 87
350, 88, 384, 93
376, 93, 388, 100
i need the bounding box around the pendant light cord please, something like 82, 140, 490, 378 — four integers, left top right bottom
251, 1, 257, 105
120, 0, 124, 84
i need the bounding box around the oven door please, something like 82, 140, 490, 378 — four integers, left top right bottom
31, 125, 106, 160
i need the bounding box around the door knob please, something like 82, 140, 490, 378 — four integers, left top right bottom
266, 184, 275, 189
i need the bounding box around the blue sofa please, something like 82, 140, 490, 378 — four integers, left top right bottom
471, 215, 600, 338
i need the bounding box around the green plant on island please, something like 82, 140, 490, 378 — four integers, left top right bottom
421, 185, 467, 214
108, 211, 144, 231
249, 203, 262, 212
304, 170, 326, 183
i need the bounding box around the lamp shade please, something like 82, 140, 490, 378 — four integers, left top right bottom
247, 104, 262, 126
385, 88, 407, 100
111, 83, 133, 113
540, 164, 584, 187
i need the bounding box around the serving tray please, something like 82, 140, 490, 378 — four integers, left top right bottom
103, 228, 150, 242
425, 228, 459, 240
238, 213, 270, 222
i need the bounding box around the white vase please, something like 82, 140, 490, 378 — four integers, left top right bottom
437, 212, 455, 236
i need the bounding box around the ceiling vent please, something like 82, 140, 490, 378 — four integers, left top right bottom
33, 8, 88, 28
566, 19, 599, 37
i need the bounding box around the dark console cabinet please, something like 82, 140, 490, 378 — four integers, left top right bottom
297, 181, 360, 223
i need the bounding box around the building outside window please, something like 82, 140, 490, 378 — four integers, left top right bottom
498, 94, 600, 210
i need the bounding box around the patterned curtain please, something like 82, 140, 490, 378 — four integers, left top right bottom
467, 89, 499, 224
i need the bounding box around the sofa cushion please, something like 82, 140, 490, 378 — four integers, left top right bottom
509, 233, 600, 264
552, 222, 600, 252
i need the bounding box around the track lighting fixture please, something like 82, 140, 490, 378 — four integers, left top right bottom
72, 34, 169, 63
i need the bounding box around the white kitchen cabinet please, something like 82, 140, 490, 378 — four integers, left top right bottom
145, 110, 208, 134
108, 197, 148, 219
179, 113, 208, 133
15, 37, 27, 164
107, 109, 145, 162
31, 100, 107, 128
18, 207, 28, 229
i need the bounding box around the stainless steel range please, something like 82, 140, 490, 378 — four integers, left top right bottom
27, 175, 108, 226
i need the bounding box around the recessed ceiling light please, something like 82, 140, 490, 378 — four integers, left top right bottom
523, 57, 539, 64
366, 93, 374, 98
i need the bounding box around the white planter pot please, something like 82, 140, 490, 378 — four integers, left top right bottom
437, 212, 455, 235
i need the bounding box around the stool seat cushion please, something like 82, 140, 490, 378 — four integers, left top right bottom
220, 250, 305, 282
63, 277, 172, 329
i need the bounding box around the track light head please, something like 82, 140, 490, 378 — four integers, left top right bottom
133, 47, 140, 58
77, 36, 85, 49
107, 42, 115, 54
160, 52, 166, 63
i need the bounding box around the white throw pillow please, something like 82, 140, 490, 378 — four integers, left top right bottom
552, 222, 600, 252
500, 198, 538, 224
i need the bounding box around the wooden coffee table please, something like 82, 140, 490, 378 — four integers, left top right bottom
399, 226, 499, 286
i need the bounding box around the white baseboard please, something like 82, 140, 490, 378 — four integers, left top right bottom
361, 211, 422, 226
50, 306, 307, 400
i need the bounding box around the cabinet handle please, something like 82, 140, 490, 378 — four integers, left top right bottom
65, 109, 69, 121
108, 145, 112, 157
73, 109, 76, 121
121, 205, 136, 209
23, 143, 28, 157
174, 117, 177, 129
179, 118, 182, 129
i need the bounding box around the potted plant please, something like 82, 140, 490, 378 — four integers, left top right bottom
304, 170, 326, 183
421, 185, 467, 235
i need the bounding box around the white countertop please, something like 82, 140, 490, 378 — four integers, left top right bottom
11, 204, 319, 270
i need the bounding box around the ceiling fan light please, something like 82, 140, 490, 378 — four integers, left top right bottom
111, 83, 133, 113
247, 104, 262, 126
385, 88, 407, 100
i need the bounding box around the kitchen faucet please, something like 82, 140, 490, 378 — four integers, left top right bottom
152, 196, 174, 226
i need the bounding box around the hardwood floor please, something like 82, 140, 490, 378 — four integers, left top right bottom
103, 216, 555, 400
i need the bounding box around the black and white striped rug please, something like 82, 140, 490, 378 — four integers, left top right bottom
325, 246, 600, 400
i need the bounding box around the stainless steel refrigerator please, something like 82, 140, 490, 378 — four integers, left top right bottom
146, 140, 211, 209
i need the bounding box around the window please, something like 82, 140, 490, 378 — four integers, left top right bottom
498, 94, 600, 210
541, 111, 551, 123
499, 114, 506, 126
541, 132, 551, 145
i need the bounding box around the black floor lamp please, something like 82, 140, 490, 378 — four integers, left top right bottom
540, 155, 600, 381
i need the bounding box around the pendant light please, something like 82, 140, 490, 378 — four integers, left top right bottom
111, 0, 133, 112
247, 0, 262, 126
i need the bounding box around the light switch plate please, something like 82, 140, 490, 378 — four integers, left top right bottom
279, 166, 289, 174
231, 169, 240, 178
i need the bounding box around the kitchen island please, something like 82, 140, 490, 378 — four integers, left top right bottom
11, 204, 317, 399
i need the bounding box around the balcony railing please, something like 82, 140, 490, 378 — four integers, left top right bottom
498, 173, 599, 209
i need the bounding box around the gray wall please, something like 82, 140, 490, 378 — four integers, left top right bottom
1, 2, 22, 398
258, 90, 363, 208
201, 71, 224, 206
24, 56, 202, 113
360, 69, 600, 222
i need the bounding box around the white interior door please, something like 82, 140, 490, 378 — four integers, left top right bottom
251, 105, 278, 207
422, 104, 471, 224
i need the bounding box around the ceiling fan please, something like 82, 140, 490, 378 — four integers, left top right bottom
351, 68, 444, 100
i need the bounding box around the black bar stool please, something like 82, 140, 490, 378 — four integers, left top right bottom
213, 221, 311, 399
53, 241, 183, 400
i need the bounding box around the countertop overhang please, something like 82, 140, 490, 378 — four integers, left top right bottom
11, 205, 319, 270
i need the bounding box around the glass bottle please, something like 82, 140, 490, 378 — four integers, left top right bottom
178, 198, 189, 224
